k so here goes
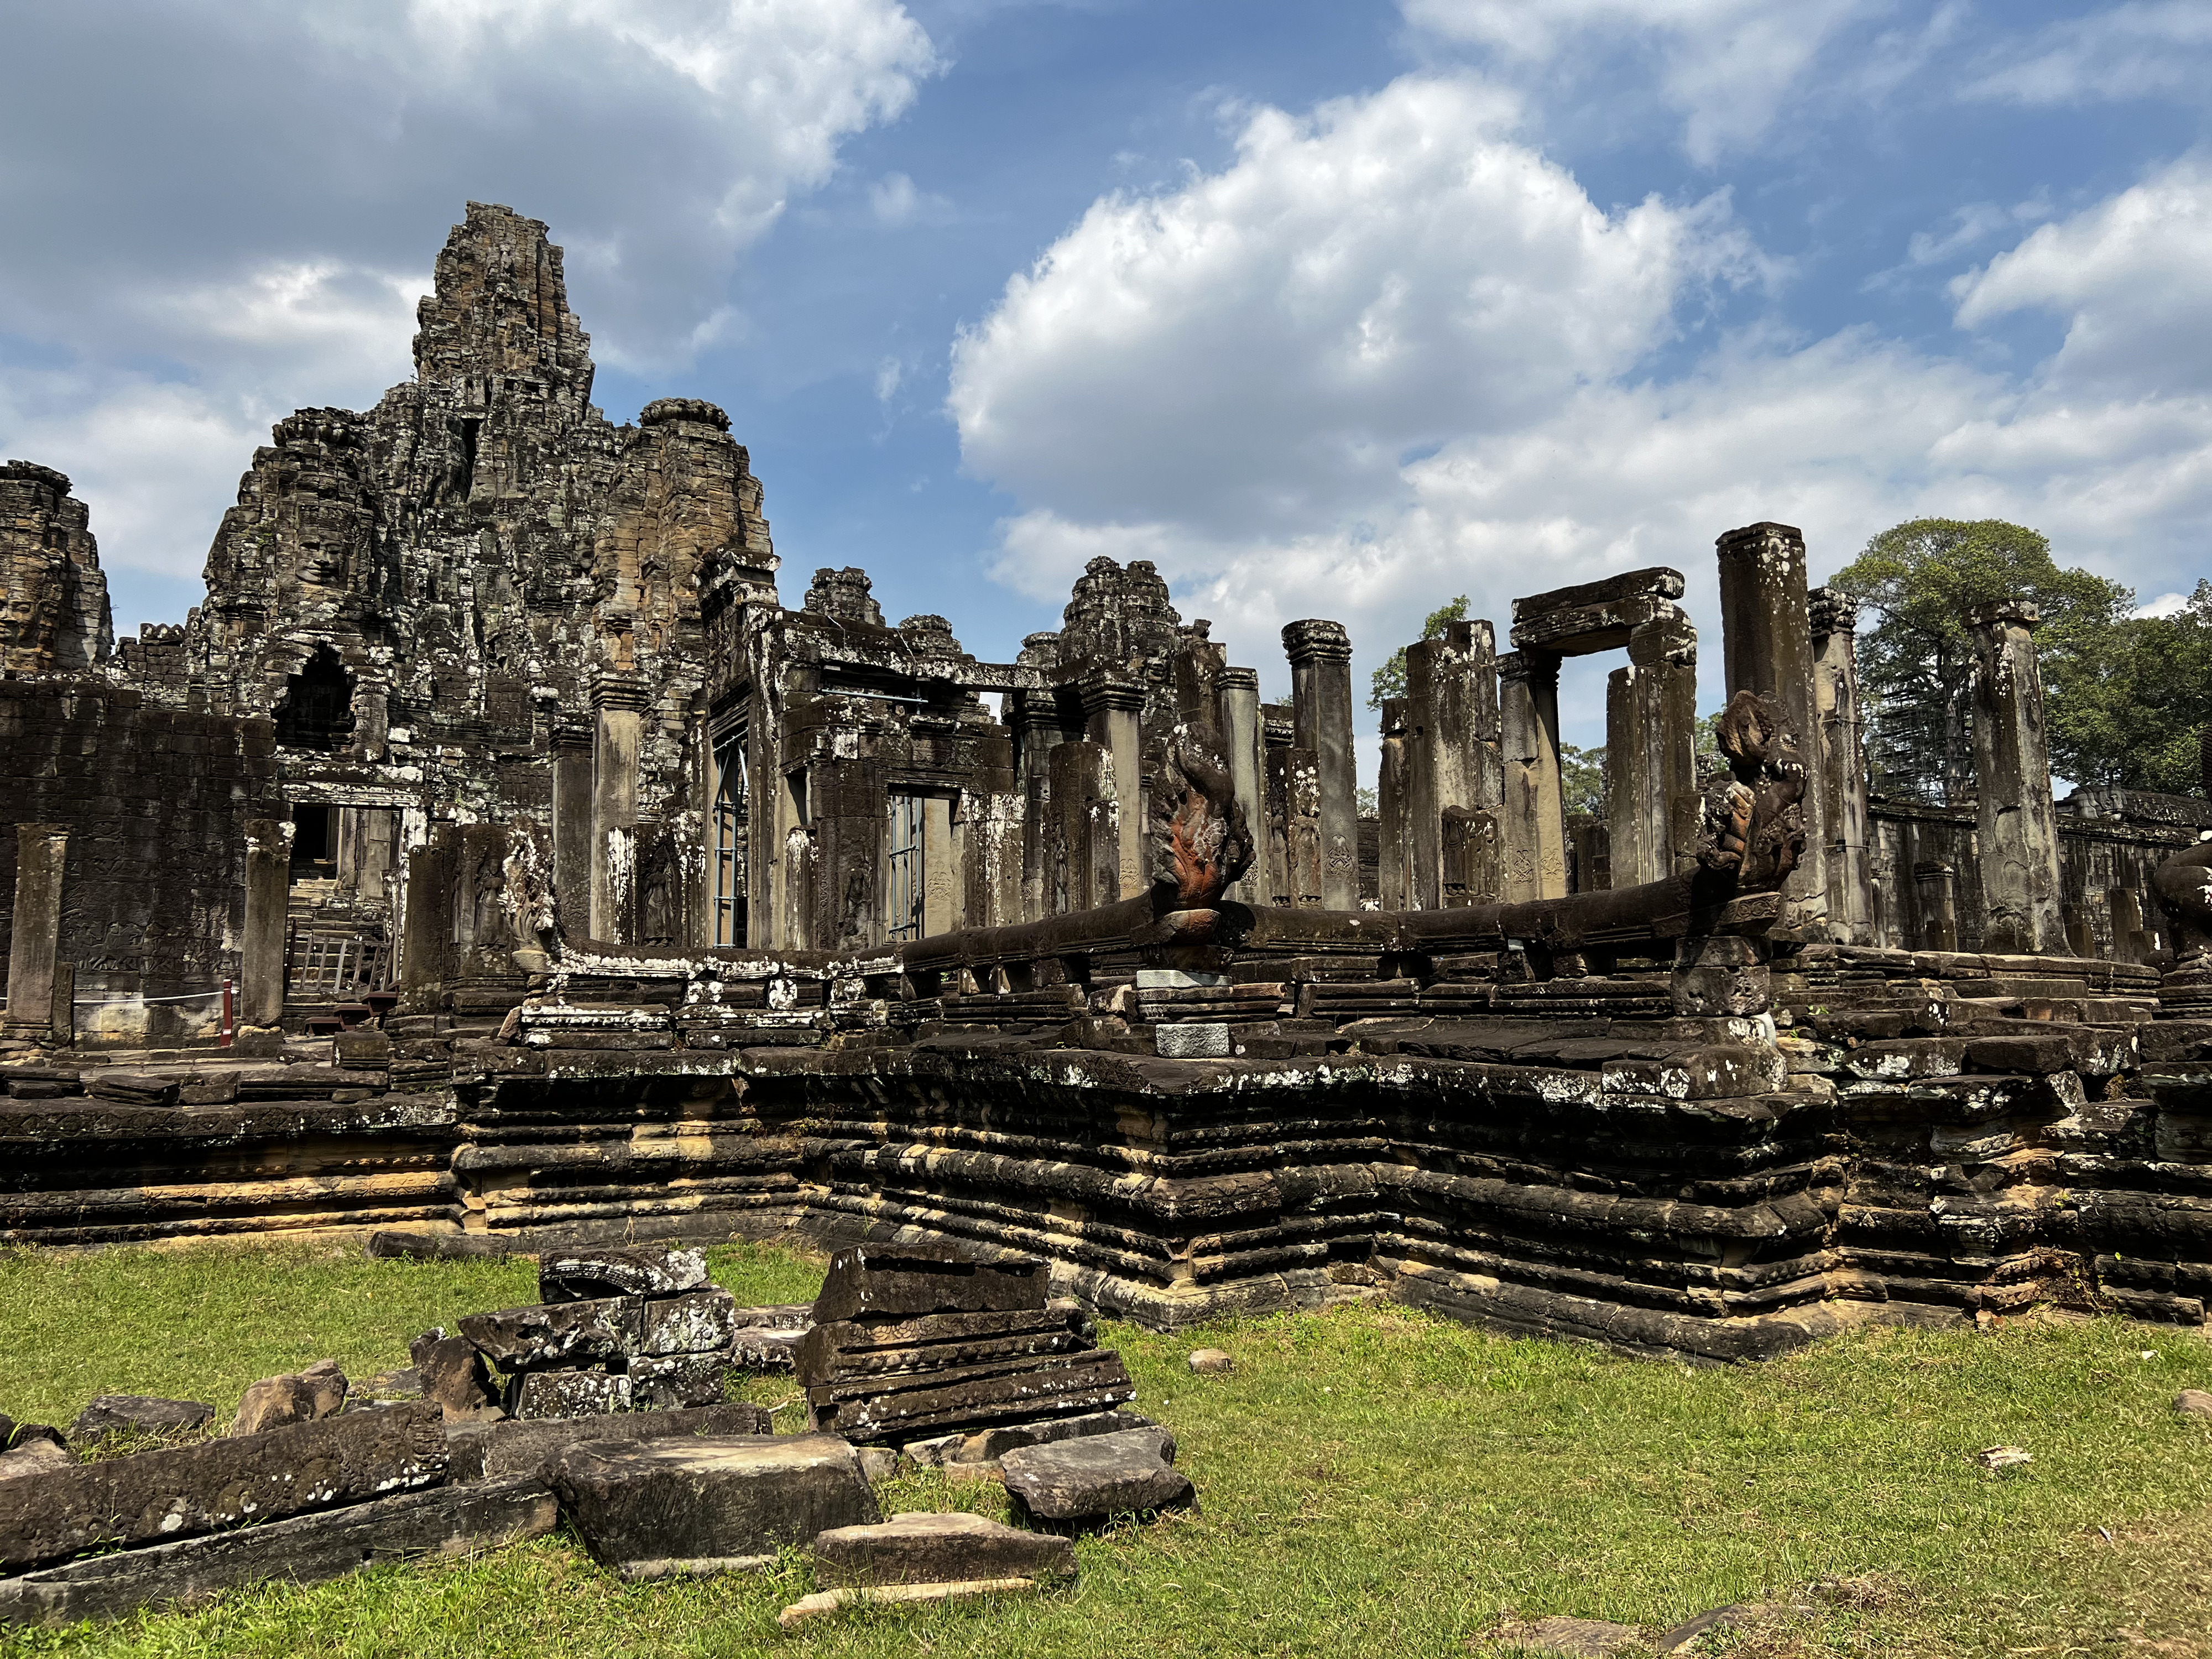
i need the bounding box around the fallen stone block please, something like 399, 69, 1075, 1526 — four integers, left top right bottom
811, 1511, 1074, 1589
778, 1578, 1040, 1629
447, 1401, 771, 1483
855, 1447, 899, 1483
807, 1349, 1137, 1443
1187, 1348, 1234, 1375
539, 1246, 709, 1303
0, 1401, 447, 1572
2175, 1388, 2212, 1416
797, 1307, 1091, 1385
69, 1395, 213, 1445
638, 1289, 738, 1356
461, 1297, 641, 1371
812, 1246, 1048, 1323
732, 1327, 805, 1369
1489, 1615, 1646, 1657
999, 1427, 1191, 1524
625, 1352, 733, 1410
0, 1476, 557, 1627
953, 1409, 1163, 1465
733, 1302, 815, 1330
508, 1369, 630, 1420
552, 1433, 877, 1580
232, 1359, 348, 1436
85, 1072, 178, 1107
0, 1442, 70, 1482
1155, 1022, 1230, 1060
410, 1332, 502, 1422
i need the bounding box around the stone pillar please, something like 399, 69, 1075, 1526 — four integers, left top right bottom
1498, 650, 1568, 901
350, 676, 389, 762
1605, 616, 1698, 889
400, 824, 456, 1009
1015, 693, 1063, 922
241, 817, 293, 1029
1377, 698, 1412, 910
550, 718, 593, 941
1261, 703, 1294, 904
1969, 599, 2067, 955
1218, 667, 1266, 906
1406, 620, 1500, 911
1080, 673, 1146, 901
1809, 587, 1874, 941
1717, 521, 1827, 927
1914, 860, 1959, 953
591, 672, 646, 942
3, 824, 68, 1042
1284, 619, 1358, 909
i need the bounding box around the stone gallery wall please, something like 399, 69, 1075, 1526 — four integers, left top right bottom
0, 681, 280, 1044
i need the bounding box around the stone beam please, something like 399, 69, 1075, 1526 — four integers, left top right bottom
241, 818, 293, 1029
3, 825, 69, 1043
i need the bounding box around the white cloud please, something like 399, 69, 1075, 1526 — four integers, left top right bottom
953, 76, 1756, 548
1964, 1, 2212, 106
1402, 0, 1888, 163
0, 0, 935, 585
1952, 154, 2212, 397
953, 79, 2212, 746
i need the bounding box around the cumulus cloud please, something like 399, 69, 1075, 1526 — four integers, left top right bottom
952, 74, 2212, 741
953, 76, 1757, 549
0, 0, 935, 593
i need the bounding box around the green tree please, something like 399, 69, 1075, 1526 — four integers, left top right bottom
1558, 742, 1606, 820
2044, 580, 2212, 794
1827, 519, 2131, 802
1369, 595, 1469, 710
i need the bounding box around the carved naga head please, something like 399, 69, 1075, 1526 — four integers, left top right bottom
1698, 689, 1807, 890
1149, 723, 1256, 911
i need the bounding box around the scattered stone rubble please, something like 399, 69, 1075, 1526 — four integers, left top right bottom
0, 1244, 1192, 1626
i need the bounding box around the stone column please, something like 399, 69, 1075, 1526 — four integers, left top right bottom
1914, 860, 1959, 953
3, 824, 69, 1041
1809, 587, 1874, 941
591, 671, 646, 942
1406, 620, 1501, 911
1605, 615, 1699, 888
1080, 673, 1146, 901
1284, 619, 1358, 909
550, 718, 594, 941
1969, 599, 2067, 955
1218, 667, 1266, 906
1717, 521, 1828, 927
1015, 693, 1063, 922
241, 817, 293, 1029
1498, 650, 1568, 901
1377, 698, 1412, 909
1261, 703, 1294, 904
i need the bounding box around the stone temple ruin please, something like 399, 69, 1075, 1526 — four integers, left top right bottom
7, 203, 2212, 1364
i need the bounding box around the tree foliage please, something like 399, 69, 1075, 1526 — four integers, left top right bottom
1558, 742, 1605, 820
1827, 519, 2132, 802
2044, 580, 2212, 794
1369, 595, 1469, 710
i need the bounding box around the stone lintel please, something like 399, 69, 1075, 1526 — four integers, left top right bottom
1280, 619, 1352, 665
1509, 594, 1683, 657
1509, 565, 1686, 624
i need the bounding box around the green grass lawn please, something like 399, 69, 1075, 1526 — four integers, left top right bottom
3, 1238, 2210, 1658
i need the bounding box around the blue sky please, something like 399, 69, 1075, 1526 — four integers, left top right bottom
3, 0, 2208, 769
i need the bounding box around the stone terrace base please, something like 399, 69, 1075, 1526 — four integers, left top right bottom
16, 990, 2211, 1361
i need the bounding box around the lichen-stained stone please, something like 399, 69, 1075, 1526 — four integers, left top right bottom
0, 462, 111, 675
624, 1353, 734, 1410
461, 1297, 641, 1371
230, 1360, 349, 1436
539, 1246, 710, 1304
70, 1395, 213, 1445
408, 1332, 502, 1422
551, 1434, 876, 1579
507, 1369, 631, 1421
637, 1290, 739, 1356
811, 1511, 1073, 1589
999, 1427, 1192, 1524
447, 1401, 771, 1484
0, 1403, 447, 1572
811, 1247, 1048, 1323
